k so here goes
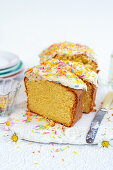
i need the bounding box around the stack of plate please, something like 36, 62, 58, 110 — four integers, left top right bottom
0, 52, 24, 79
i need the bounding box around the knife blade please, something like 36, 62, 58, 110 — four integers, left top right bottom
86, 91, 113, 144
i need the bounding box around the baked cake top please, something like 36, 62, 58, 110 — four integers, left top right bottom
25, 59, 98, 90
39, 42, 98, 63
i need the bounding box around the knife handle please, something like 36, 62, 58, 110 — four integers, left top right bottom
101, 91, 113, 110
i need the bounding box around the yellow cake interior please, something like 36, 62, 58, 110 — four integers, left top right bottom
25, 77, 77, 127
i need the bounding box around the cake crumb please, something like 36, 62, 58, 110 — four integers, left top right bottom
62, 158, 64, 162
49, 120, 55, 127
62, 125, 65, 132
92, 108, 96, 112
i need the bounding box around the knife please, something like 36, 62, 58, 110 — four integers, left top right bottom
86, 91, 113, 144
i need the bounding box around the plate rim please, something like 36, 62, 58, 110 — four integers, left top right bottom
0, 61, 23, 74
0, 62, 24, 78
0, 51, 20, 70
1, 68, 24, 79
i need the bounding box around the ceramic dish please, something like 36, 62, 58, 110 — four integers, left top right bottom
0, 51, 20, 70
0, 61, 24, 78
3, 68, 24, 79
0, 61, 23, 74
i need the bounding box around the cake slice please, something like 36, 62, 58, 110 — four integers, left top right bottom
41, 59, 98, 113
24, 64, 86, 127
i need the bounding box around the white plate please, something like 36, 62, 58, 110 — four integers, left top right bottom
0, 61, 23, 74
3, 69, 24, 79
0, 62, 24, 78
0, 51, 20, 69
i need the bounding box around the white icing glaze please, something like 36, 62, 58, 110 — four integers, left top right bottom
33, 66, 87, 90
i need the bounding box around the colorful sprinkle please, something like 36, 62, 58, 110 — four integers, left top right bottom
39, 42, 97, 63
25, 57, 98, 91
73, 151, 78, 154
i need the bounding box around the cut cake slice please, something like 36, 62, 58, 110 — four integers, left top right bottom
24, 63, 86, 127
41, 59, 98, 113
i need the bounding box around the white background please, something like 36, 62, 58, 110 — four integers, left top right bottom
0, 0, 113, 82
0, 1, 113, 169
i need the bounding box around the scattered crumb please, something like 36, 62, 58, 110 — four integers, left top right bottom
38, 150, 40, 153
92, 109, 96, 112
49, 120, 55, 127
62, 158, 64, 162
62, 125, 65, 132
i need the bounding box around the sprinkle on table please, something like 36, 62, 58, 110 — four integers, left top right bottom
73, 151, 78, 154
22, 111, 65, 139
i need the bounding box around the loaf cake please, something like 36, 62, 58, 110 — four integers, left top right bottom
24, 62, 87, 127
39, 42, 98, 113
24, 58, 98, 127
39, 42, 99, 73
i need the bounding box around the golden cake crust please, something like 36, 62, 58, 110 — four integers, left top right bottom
83, 81, 97, 113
